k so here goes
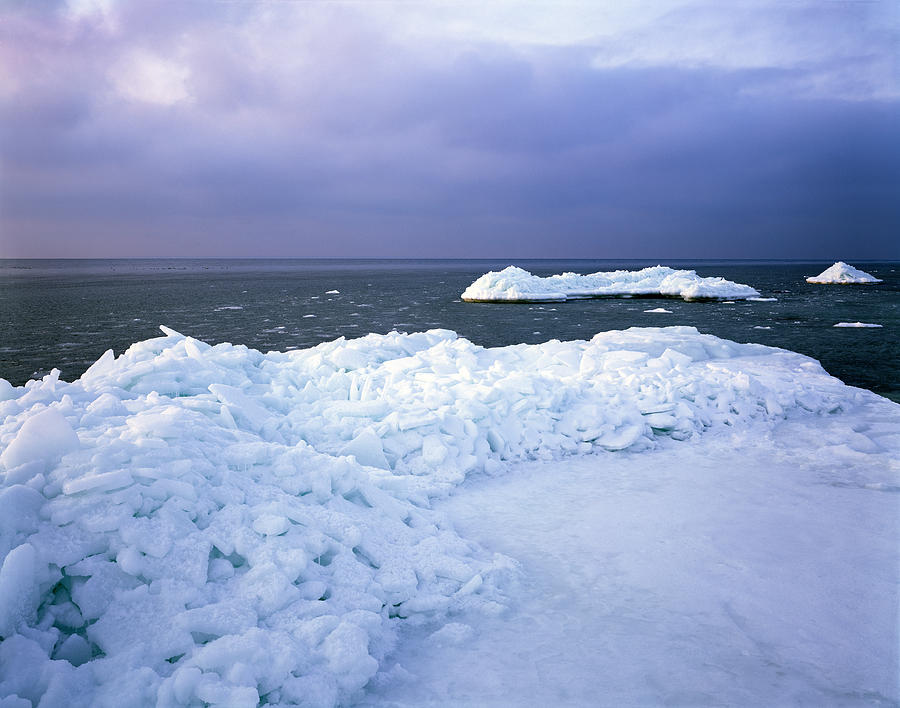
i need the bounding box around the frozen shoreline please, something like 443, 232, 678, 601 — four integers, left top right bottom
0, 326, 897, 706
365, 402, 900, 706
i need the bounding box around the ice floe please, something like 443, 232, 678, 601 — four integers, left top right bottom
806, 262, 882, 284
834, 322, 883, 328
461, 266, 759, 302
644, 308, 672, 314
0, 325, 884, 706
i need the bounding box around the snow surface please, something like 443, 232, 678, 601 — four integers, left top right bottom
0, 325, 897, 706
461, 265, 760, 302
806, 262, 882, 284
834, 322, 883, 328
365, 397, 900, 706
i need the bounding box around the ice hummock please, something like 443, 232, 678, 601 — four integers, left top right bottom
461, 265, 760, 302
806, 261, 882, 284
0, 325, 892, 706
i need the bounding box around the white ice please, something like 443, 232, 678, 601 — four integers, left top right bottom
461, 265, 760, 302
806, 262, 882, 284
0, 326, 897, 707
643, 307, 672, 313
834, 322, 883, 328
365, 397, 900, 706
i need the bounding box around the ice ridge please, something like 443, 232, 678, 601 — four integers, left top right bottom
0, 326, 864, 706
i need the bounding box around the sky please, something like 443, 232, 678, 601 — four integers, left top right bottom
1, 0, 898, 259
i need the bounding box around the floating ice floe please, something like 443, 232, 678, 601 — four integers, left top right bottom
0, 325, 874, 706
461, 266, 759, 302
806, 262, 882, 284
644, 308, 672, 314
833, 322, 883, 328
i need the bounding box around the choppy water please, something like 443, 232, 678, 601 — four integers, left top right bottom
2, 259, 898, 401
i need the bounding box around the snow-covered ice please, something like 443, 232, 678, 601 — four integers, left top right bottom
806, 262, 882, 284
365, 398, 900, 706
834, 322, 883, 328
461, 265, 760, 302
0, 325, 897, 706
643, 307, 672, 313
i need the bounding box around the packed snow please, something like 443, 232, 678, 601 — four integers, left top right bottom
461, 266, 760, 302
834, 322, 883, 328
1, 325, 897, 707
365, 398, 900, 706
806, 262, 882, 284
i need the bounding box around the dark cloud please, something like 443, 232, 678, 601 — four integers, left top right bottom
0, 1, 897, 258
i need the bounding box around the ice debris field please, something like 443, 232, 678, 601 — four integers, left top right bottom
806, 261, 883, 284
460, 265, 760, 302
1, 325, 898, 706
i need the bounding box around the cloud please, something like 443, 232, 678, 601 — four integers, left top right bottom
109, 50, 191, 106
0, 0, 897, 257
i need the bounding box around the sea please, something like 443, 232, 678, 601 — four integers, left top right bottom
2, 259, 898, 402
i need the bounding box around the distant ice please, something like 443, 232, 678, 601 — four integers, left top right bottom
834, 322, 883, 328
806, 262, 882, 284
303, 314, 317, 318
753, 326, 772, 330
214, 306, 244, 311
748, 297, 777, 302
0, 326, 896, 706
644, 307, 672, 313
326, 289, 340, 294
461, 265, 759, 302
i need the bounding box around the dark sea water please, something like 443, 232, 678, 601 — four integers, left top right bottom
2, 259, 898, 401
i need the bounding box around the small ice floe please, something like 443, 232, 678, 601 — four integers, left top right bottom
214, 306, 244, 311
302, 314, 317, 318
807, 262, 882, 284
833, 322, 883, 328
753, 326, 772, 330
326, 289, 340, 294
644, 308, 672, 314
748, 297, 778, 302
